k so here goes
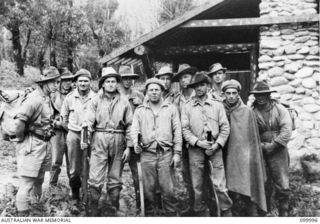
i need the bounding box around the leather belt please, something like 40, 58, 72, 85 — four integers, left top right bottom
30, 132, 52, 141
95, 128, 124, 133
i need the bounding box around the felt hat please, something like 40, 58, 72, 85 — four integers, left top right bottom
207, 63, 227, 76
188, 72, 211, 88
155, 66, 173, 78
172, 64, 197, 82
99, 67, 121, 89
249, 81, 277, 94
145, 77, 165, 91
36, 66, 60, 83
119, 65, 139, 79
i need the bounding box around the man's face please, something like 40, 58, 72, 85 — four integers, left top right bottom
122, 77, 133, 89
194, 82, 208, 98
212, 70, 225, 84
61, 79, 72, 90
44, 78, 60, 93
159, 75, 171, 91
224, 88, 239, 104
179, 74, 193, 89
147, 83, 162, 103
103, 77, 118, 93
254, 93, 270, 106
76, 76, 91, 92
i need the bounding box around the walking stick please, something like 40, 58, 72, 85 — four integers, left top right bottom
206, 131, 221, 217
137, 133, 145, 217
81, 126, 90, 215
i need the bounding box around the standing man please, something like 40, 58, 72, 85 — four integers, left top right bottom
61, 68, 95, 201
50, 69, 74, 186
221, 80, 267, 216
181, 72, 233, 216
85, 67, 133, 216
118, 65, 144, 214
14, 67, 60, 216
131, 78, 182, 216
250, 81, 292, 217
172, 64, 197, 215
207, 63, 227, 101
155, 66, 177, 104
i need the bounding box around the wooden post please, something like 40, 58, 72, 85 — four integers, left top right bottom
250, 44, 258, 90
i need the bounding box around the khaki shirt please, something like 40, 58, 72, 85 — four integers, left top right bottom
181, 94, 230, 147
61, 89, 96, 132
163, 90, 178, 104
253, 101, 292, 147
15, 87, 54, 132
123, 88, 144, 112
174, 90, 195, 115
85, 91, 133, 147
131, 100, 182, 155
208, 89, 224, 102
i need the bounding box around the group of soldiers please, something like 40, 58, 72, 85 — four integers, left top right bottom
10, 62, 292, 217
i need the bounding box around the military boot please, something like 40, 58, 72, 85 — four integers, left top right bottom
279, 199, 289, 217
17, 210, 29, 217
108, 187, 121, 215
88, 187, 100, 217
69, 176, 81, 201
221, 209, 233, 217
49, 168, 61, 186
247, 201, 259, 217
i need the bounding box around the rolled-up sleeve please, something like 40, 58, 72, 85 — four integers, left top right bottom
60, 97, 70, 128
216, 103, 230, 147
14, 97, 38, 122
131, 108, 141, 147
274, 104, 292, 147
172, 106, 182, 155
181, 104, 198, 146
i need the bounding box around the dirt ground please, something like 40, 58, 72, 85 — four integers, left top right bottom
0, 138, 319, 217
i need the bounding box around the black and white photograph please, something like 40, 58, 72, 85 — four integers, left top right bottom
0, 0, 319, 220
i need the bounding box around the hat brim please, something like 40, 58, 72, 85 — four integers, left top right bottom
155, 73, 173, 78
36, 74, 60, 83
99, 74, 122, 89
249, 90, 277, 94
61, 75, 74, 80
145, 82, 165, 91
188, 79, 210, 89
172, 67, 197, 82
207, 68, 227, 76
121, 73, 140, 80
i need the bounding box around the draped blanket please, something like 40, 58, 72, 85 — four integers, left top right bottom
224, 100, 267, 212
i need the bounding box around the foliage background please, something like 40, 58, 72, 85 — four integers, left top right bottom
0, 0, 203, 77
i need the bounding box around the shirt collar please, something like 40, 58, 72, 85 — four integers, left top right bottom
192, 94, 212, 106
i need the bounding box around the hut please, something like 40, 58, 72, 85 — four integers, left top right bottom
101, 0, 320, 165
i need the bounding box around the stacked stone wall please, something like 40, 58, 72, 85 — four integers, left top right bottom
258, 0, 319, 168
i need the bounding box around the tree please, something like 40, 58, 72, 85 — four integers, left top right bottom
0, 0, 35, 75
159, 0, 195, 24
84, 0, 128, 58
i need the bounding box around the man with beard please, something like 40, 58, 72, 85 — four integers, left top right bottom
250, 81, 292, 217
171, 64, 197, 215
131, 78, 182, 216
155, 66, 177, 104
118, 65, 144, 214
49, 69, 74, 186
207, 63, 227, 101
181, 72, 232, 216
14, 66, 60, 216
221, 79, 267, 216
61, 69, 96, 201
84, 67, 132, 216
